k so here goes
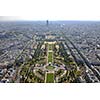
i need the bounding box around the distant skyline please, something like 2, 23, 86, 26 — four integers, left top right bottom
0, 0, 100, 21
0, 16, 100, 21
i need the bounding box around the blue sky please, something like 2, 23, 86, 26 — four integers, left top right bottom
0, 0, 100, 21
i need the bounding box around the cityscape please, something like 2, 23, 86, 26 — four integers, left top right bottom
0, 20, 100, 83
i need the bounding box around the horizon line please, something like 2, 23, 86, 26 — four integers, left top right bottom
0, 20, 100, 22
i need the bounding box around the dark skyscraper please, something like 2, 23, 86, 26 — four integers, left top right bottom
46, 20, 49, 26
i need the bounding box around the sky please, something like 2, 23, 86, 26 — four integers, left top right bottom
0, 0, 100, 21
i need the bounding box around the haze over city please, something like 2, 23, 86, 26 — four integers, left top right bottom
0, 1, 100, 100
0, 0, 100, 83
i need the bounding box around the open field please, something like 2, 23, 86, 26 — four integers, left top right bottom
49, 44, 52, 50
46, 73, 54, 83
48, 52, 53, 63
46, 66, 55, 70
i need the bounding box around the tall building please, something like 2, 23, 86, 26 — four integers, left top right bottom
46, 20, 49, 26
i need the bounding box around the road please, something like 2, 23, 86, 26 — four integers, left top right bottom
63, 35, 100, 82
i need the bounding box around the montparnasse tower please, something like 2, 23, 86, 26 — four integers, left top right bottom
46, 20, 49, 26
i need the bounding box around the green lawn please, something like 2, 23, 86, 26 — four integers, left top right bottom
49, 44, 52, 50
48, 52, 53, 62
46, 66, 55, 70
46, 73, 54, 83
